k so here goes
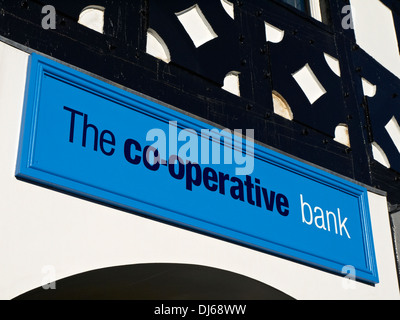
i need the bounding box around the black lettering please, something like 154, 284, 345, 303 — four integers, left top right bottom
276, 193, 290, 216
218, 172, 230, 195
82, 113, 99, 151
143, 146, 160, 171
63, 106, 83, 143
203, 167, 218, 192
100, 130, 115, 156
124, 139, 142, 165
186, 162, 202, 191
230, 177, 244, 202
244, 175, 255, 206
168, 155, 185, 180
254, 178, 262, 208
262, 188, 276, 212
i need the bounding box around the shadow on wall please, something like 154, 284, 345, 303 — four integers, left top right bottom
13, 263, 294, 300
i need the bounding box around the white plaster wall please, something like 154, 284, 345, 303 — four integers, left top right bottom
351, 0, 400, 79
0, 41, 398, 300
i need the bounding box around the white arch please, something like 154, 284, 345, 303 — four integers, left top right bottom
78, 5, 105, 34
264, 22, 285, 44
146, 29, 171, 63
371, 142, 390, 168
361, 78, 377, 98
334, 123, 351, 147
324, 53, 341, 77
272, 91, 293, 120
220, 0, 235, 19
222, 71, 240, 96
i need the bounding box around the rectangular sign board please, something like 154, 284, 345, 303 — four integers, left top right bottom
16, 53, 379, 283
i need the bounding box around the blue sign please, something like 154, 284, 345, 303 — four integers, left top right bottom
17, 53, 379, 284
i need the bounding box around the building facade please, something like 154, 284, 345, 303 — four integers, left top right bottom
0, 0, 400, 300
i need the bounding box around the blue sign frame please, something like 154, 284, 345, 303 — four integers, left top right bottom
16, 53, 379, 284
